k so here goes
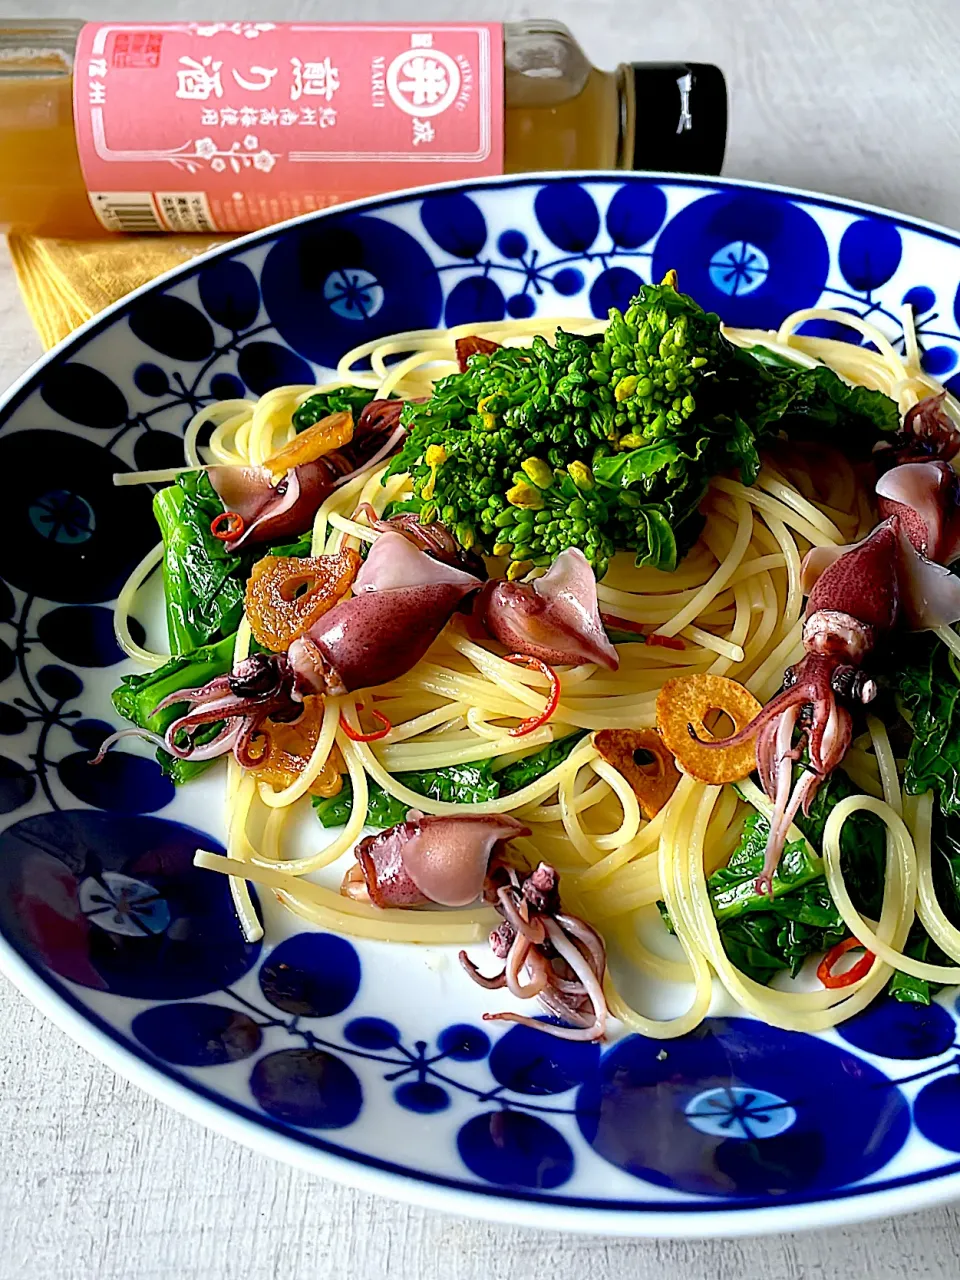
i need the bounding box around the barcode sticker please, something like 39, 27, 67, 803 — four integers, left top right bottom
88, 192, 166, 233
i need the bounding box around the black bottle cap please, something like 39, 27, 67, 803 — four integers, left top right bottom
630, 62, 727, 175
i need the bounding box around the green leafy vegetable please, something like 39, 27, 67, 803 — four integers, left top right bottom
590, 440, 698, 489
313, 784, 391, 830
797, 766, 887, 918
150, 466, 322, 659
313, 731, 587, 830
660, 768, 892, 988
385, 282, 900, 580
736, 345, 901, 442
152, 387, 379, 656
719, 912, 848, 985
495, 731, 587, 794
111, 632, 237, 784
387, 282, 756, 578
603, 629, 647, 645
266, 531, 314, 558
887, 926, 940, 1006
153, 471, 245, 654
708, 812, 827, 922
699, 811, 846, 981
313, 760, 499, 829
885, 623, 960, 996
894, 809, 960, 1006
932, 808, 960, 919
292, 386, 375, 432
898, 633, 960, 815
380, 497, 423, 521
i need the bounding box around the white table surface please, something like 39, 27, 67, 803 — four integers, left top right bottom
2, 0, 960, 1274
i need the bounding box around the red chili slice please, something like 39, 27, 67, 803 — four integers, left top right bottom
817, 936, 875, 989
339, 708, 392, 742
600, 613, 685, 650
210, 510, 245, 542
646, 633, 685, 651
601, 611, 645, 635
504, 654, 561, 737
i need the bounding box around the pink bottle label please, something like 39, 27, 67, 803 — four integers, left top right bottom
74, 21, 504, 233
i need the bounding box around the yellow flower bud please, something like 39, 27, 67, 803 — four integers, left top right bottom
567, 461, 595, 491
506, 480, 546, 510
615, 375, 639, 403
420, 443, 448, 501
477, 394, 498, 431
520, 457, 554, 489
506, 559, 534, 582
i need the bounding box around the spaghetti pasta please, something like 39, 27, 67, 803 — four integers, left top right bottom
110, 300, 960, 1037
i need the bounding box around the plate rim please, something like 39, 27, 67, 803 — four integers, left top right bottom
6, 928, 960, 1238
4, 168, 960, 1235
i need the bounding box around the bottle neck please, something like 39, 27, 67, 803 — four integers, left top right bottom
0, 20, 82, 70
615, 64, 637, 171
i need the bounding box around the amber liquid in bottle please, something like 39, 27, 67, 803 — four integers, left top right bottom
0, 20, 635, 237
504, 22, 631, 173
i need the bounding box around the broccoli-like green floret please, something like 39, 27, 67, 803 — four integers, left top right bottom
383, 275, 898, 582
590, 278, 729, 443
386, 279, 740, 579
389, 333, 618, 575
385, 280, 741, 579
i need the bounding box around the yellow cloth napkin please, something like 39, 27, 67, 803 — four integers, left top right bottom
8, 233, 231, 350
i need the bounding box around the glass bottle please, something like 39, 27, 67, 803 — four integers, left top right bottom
0, 19, 726, 237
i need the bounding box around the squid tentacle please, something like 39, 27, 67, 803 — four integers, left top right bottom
754, 700, 852, 897
456, 863, 608, 1041
801, 705, 852, 819
690, 681, 813, 751
457, 951, 508, 990
756, 716, 783, 801
807, 695, 834, 773
756, 769, 820, 898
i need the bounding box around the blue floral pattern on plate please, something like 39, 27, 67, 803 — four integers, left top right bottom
5, 175, 960, 1232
